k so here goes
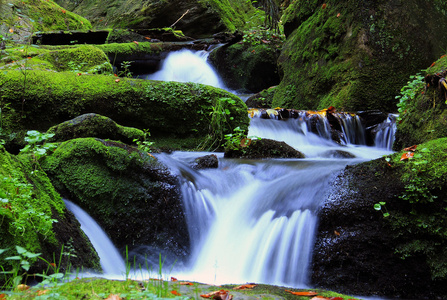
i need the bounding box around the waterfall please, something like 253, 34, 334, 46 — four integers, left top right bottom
64, 199, 126, 275
373, 114, 397, 149
145, 49, 227, 90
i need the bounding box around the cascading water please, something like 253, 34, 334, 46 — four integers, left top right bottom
155, 117, 394, 287
145, 49, 227, 90
64, 199, 126, 275
68, 49, 397, 288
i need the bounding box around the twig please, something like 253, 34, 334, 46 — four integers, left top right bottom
170, 9, 189, 28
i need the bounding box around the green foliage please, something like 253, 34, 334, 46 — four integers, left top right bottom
117, 60, 133, 78
373, 201, 389, 217
242, 26, 285, 46
133, 129, 154, 153
0, 246, 41, 290
396, 72, 425, 121
20, 130, 58, 162
223, 126, 260, 152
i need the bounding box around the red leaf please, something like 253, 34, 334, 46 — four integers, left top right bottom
403, 145, 418, 152
285, 290, 318, 296
171, 277, 178, 281
179, 282, 194, 285
171, 290, 181, 296
400, 152, 414, 161
321, 3, 327, 9
133, 41, 139, 45
233, 284, 256, 290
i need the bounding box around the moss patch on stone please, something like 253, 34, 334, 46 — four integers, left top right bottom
0, 69, 249, 150
274, 0, 447, 112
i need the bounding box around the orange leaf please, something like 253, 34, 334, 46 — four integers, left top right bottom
403, 145, 418, 152
133, 41, 139, 45
171, 290, 182, 296
105, 294, 121, 300
334, 230, 340, 236
400, 152, 414, 161
144, 36, 151, 40
240, 138, 251, 148
16, 284, 30, 291
179, 282, 194, 285
336, 13, 341, 17
37, 290, 49, 296
171, 277, 178, 281
0, 294, 6, 299
233, 284, 256, 290
9, 28, 13, 33
285, 290, 318, 296
77, 73, 82, 76
201, 290, 232, 300
115, 79, 120, 83
321, 3, 327, 9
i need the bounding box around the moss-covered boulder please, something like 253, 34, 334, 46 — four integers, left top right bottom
54, 0, 262, 38
0, 0, 91, 43
273, 0, 447, 112
40, 137, 190, 263
393, 54, 447, 150
0, 145, 100, 286
313, 138, 447, 299
224, 138, 305, 159
47, 113, 145, 144
0, 69, 249, 150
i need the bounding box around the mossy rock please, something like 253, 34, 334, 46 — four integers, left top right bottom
209, 42, 281, 93
0, 0, 91, 43
54, 0, 262, 38
40, 137, 190, 263
0, 69, 249, 150
393, 55, 447, 150
224, 138, 305, 159
245, 86, 277, 108
47, 113, 145, 144
313, 138, 447, 299
274, 0, 447, 112
0, 145, 100, 287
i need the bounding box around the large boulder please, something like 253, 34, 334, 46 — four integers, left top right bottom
40, 137, 190, 264
273, 0, 447, 112
54, 0, 261, 38
312, 138, 447, 299
0, 69, 249, 151
0, 145, 100, 287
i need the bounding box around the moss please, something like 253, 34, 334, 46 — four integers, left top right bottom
0, 0, 91, 43
40, 137, 190, 259
41, 45, 112, 72
393, 55, 447, 150
0, 69, 249, 150
274, 0, 447, 112
384, 138, 447, 280
47, 113, 145, 144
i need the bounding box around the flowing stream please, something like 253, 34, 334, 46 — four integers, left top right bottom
66, 49, 396, 288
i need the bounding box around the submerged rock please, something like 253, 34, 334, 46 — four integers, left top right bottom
191, 154, 219, 170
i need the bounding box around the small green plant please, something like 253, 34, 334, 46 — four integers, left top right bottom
0, 246, 41, 290
374, 201, 389, 217
223, 126, 261, 152
118, 60, 133, 78
67, 61, 87, 73
396, 71, 425, 121
242, 26, 285, 46
133, 129, 154, 153
19, 130, 58, 162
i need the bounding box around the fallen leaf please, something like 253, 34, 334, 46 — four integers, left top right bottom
105, 294, 121, 300
0, 294, 6, 299
311, 297, 329, 300
337, 13, 341, 17
133, 41, 139, 45
240, 138, 252, 148
400, 152, 414, 161
171, 290, 182, 296
201, 290, 233, 300
322, 3, 327, 9
285, 290, 318, 296
233, 284, 256, 290
115, 79, 120, 83
329, 297, 343, 300
144, 36, 151, 40
171, 277, 178, 281
179, 282, 194, 285
403, 145, 418, 152
37, 290, 49, 296
334, 230, 340, 236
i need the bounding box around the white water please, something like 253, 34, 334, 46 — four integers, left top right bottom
64, 199, 126, 275
146, 49, 227, 90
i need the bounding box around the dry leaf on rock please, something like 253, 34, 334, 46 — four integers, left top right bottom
105, 294, 121, 300
233, 284, 256, 290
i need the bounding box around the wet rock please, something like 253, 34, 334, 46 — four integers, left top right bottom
191, 154, 219, 170
224, 138, 304, 159
320, 150, 356, 158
